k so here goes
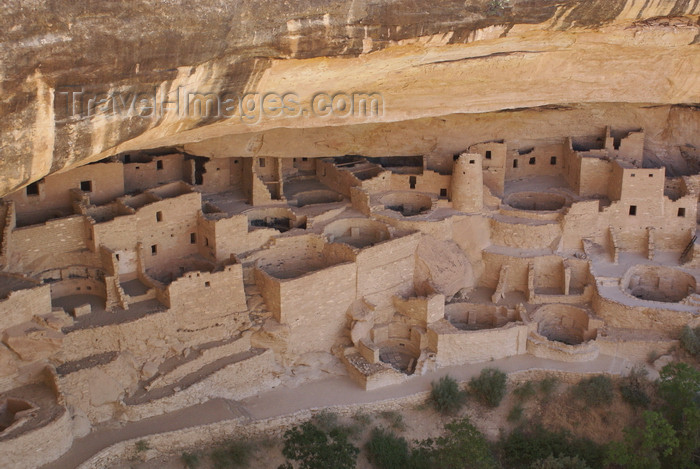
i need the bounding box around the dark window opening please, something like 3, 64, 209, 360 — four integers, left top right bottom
453, 154, 461, 161
440, 188, 447, 197
485, 151, 492, 159
678, 208, 686, 217
629, 205, 637, 216
233, 159, 239, 164
205, 237, 209, 247
156, 160, 164, 170
631, 173, 636, 177
513, 159, 518, 168
26, 181, 40, 196
205, 281, 211, 287
151, 244, 158, 255
190, 233, 197, 244
115, 254, 120, 261
259, 158, 265, 167
80, 180, 93, 192
156, 211, 163, 222
409, 176, 417, 189
529, 157, 536, 165
648, 173, 653, 178
302, 157, 308, 161
550, 156, 557, 165
469, 160, 475, 164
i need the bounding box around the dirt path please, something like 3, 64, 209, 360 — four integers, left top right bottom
43, 354, 629, 469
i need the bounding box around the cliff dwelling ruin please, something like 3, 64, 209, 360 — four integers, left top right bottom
1, 0, 699, 466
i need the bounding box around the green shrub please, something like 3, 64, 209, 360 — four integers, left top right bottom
135, 440, 149, 452
410, 417, 498, 469
470, 368, 507, 408
508, 404, 524, 423
502, 425, 605, 469
429, 375, 467, 415
530, 454, 591, 469
572, 375, 614, 407
210, 440, 252, 469
605, 410, 679, 469
619, 365, 651, 409
679, 325, 700, 358
281, 421, 359, 469
538, 376, 559, 395
312, 410, 339, 432
181, 451, 201, 468
513, 381, 537, 402
365, 427, 410, 469
379, 410, 406, 432
352, 411, 372, 427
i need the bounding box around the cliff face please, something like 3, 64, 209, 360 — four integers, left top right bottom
1, 0, 699, 196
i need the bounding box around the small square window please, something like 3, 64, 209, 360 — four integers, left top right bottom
648, 173, 653, 177
440, 188, 447, 197
259, 158, 265, 167
529, 157, 536, 165
631, 173, 636, 177
469, 160, 475, 164
409, 176, 417, 189
302, 157, 308, 161
26, 181, 40, 196
156, 160, 163, 170
156, 211, 163, 222
205, 281, 211, 287
190, 233, 197, 244
550, 156, 557, 165
629, 205, 637, 216
151, 244, 158, 255
485, 150, 492, 160
234, 159, 239, 164
80, 180, 92, 192
678, 208, 686, 217
513, 159, 518, 168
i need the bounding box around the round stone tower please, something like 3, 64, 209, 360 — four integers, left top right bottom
451, 152, 483, 213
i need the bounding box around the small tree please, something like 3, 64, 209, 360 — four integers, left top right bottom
429, 375, 467, 415
410, 418, 498, 469
605, 411, 679, 469
530, 455, 591, 469
469, 368, 507, 408
679, 325, 700, 358
281, 421, 359, 469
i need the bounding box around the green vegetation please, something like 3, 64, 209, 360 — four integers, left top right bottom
181, 451, 201, 468
352, 411, 373, 427
379, 410, 406, 432
428, 375, 467, 415
513, 381, 537, 402
411, 418, 498, 469
365, 427, 410, 469
679, 325, 700, 358
571, 375, 613, 407
606, 410, 679, 469
486, 0, 510, 15
538, 376, 559, 397
508, 404, 524, 423
502, 425, 605, 469
135, 439, 149, 452
280, 421, 359, 469
469, 367, 507, 408
619, 365, 651, 409
530, 455, 591, 469
210, 440, 253, 469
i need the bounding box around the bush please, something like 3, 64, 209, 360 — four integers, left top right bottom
679, 325, 700, 358
470, 368, 507, 408
619, 365, 651, 409
379, 410, 406, 432
411, 417, 498, 469
538, 376, 559, 397
572, 375, 614, 407
508, 404, 524, 423
281, 421, 359, 469
530, 454, 591, 469
513, 381, 537, 402
181, 451, 201, 469
352, 411, 372, 427
135, 440, 149, 452
605, 410, 679, 469
365, 427, 410, 469
210, 440, 252, 469
312, 410, 339, 432
502, 425, 605, 469
429, 375, 467, 415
